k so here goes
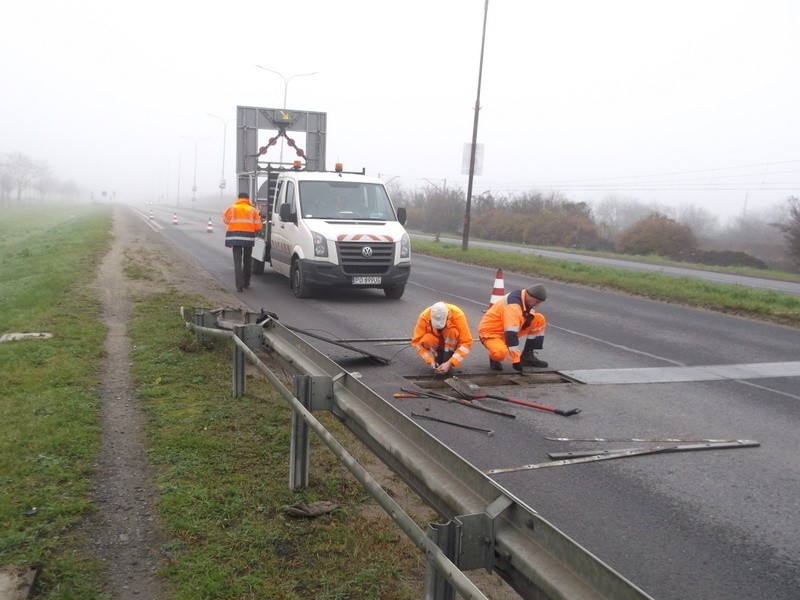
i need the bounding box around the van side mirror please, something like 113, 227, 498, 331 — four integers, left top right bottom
396, 206, 407, 226
279, 203, 296, 224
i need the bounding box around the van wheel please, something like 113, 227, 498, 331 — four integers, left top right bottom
251, 257, 264, 275
290, 260, 313, 298
383, 284, 405, 299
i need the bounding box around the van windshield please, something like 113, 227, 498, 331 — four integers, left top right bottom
298, 181, 397, 220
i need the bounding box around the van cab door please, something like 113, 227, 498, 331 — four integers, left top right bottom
269, 179, 298, 276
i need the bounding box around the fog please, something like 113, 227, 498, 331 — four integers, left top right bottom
2, 0, 798, 220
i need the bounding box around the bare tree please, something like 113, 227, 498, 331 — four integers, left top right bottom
0, 156, 13, 206
8, 152, 39, 203
32, 160, 54, 202
60, 179, 81, 203
676, 203, 720, 238
593, 195, 652, 238
776, 196, 800, 268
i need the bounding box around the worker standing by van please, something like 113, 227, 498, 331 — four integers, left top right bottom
222, 192, 262, 292
411, 302, 474, 375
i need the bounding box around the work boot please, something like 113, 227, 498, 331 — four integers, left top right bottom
520, 351, 548, 368
489, 359, 503, 371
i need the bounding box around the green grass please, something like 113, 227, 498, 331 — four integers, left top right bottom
0, 205, 425, 599
130, 290, 423, 599
412, 238, 800, 326
0, 205, 111, 598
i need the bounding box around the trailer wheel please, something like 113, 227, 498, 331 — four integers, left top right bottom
290, 260, 313, 298
383, 283, 405, 299
251, 257, 264, 275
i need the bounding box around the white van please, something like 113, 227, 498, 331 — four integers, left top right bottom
252, 169, 411, 299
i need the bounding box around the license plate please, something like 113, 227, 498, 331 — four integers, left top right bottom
352, 276, 381, 285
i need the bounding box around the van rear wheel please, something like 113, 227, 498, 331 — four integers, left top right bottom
290, 260, 313, 298
383, 284, 405, 299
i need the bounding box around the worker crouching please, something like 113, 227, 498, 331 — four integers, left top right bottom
478, 284, 548, 372
412, 302, 474, 375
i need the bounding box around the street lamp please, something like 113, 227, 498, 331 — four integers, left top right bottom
423, 178, 447, 194
254, 65, 318, 109
207, 113, 234, 199
181, 136, 209, 208
255, 65, 318, 163
170, 145, 182, 208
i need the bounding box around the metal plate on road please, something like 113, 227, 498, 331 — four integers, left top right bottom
561, 361, 800, 385
352, 276, 381, 285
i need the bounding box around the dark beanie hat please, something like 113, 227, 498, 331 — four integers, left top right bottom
238, 192, 250, 199
525, 284, 547, 302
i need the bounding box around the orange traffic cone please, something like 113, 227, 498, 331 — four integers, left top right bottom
488, 268, 505, 308
206, 218, 214, 233
149, 210, 153, 220
172, 213, 178, 225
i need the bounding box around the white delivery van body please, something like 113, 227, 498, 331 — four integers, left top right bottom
252, 169, 410, 299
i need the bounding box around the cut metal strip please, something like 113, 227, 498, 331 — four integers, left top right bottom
487, 441, 761, 475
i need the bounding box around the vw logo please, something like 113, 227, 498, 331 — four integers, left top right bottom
361, 246, 373, 258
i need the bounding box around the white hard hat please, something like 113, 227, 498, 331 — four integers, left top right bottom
430, 302, 449, 329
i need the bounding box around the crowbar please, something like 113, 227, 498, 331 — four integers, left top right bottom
444, 377, 581, 417
397, 388, 516, 419
410, 412, 494, 436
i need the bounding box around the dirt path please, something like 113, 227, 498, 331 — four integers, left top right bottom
85, 207, 168, 599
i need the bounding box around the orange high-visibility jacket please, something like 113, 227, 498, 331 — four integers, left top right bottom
478, 289, 546, 364
411, 303, 474, 368
223, 198, 262, 247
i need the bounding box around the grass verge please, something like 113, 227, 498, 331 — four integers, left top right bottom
412, 238, 800, 327
1, 205, 426, 599
0, 205, 111, 598
129, 289, 425, 599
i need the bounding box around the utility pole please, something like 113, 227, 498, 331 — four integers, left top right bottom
462, 0, 489, 251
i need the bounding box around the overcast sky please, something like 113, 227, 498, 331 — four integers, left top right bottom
2, 0, 798, 220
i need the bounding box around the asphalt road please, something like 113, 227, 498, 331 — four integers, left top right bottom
139, 204, 800, 600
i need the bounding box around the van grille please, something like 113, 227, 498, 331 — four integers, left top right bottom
337, 241, 395, 275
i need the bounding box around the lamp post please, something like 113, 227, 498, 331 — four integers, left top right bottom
170, 145, 182, 208
207, 113, 234, 199
423, 178, 447, 195
255, 65, 318, 163
181, 136, 209, 208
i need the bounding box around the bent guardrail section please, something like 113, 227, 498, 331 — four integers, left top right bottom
186, 307, 653, 600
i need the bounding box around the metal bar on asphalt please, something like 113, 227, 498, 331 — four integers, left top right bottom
283, 325, 392, 364
545, 437, 746, 443
411, 411, 495, 436
487, 441, 761, 475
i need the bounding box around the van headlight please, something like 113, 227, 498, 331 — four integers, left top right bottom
400, 233, 410, 258
312, 231, 328, 257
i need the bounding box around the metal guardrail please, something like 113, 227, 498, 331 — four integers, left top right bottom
185, 307, 653, 600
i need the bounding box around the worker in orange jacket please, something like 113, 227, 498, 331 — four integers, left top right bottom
411, 302, 474, 375
222, 192, 263, 292
478, 284, 548, 372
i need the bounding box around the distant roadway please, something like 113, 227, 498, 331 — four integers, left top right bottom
413, 233, 800, 297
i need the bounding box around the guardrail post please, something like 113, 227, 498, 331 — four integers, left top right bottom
232, 325, 247, 398
290, 374, 312, 490
424, 521, 460, 600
